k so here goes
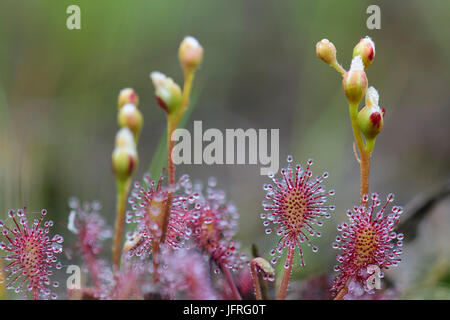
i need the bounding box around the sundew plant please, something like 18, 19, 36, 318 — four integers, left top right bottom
0, 35, 407, 300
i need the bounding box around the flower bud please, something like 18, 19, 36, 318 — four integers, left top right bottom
342, 55, 368, 105
115, 127, 135, 149
357, 87, 385, 141
150, 71, 182, 113
316, 39, 337, 65
353, 36, 375, 70
112, 149, 138, 182
118, 103, 143, 140
118, 88, 139, 109
112, 128, 138, 181
178, 36, 204, 72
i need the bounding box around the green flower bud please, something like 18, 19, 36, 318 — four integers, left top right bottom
117, 103, 143, 140
150, 71, 182, 113
316, 39, 337, 65
112, 128, 138, 181
118, 88, 139, 109
115, 127, 135, 149
353, 36, 375, 70
342, 55, 368, 105
357, 87, 385, 141
178, 36, 204, 72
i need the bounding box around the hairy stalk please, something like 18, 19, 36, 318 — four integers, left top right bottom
152, 240, 160, 283
277, 246, 294, 300
150, 70, 196, 283
113, 178, 131, 268
251, 245, 269, 300
160, 71, 195, 243
334, 277, 351, 300
32, 287, 39, 300
84, 249, 102, 289
259, 272, 270, 300
0, 260, 5, 300
360, 149, 370, 200
150, 120, 176, 283
160, 120, 177, 243
220, 263, 242, 300
250, 261, 263, 300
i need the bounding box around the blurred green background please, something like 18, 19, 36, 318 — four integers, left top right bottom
0, 0, 449, 299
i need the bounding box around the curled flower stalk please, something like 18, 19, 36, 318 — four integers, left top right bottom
250, 257, 275, 300
262, 155, 335, 299
0, 208, 63, 300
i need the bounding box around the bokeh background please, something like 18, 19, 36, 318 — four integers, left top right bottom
0, 0, 449, 299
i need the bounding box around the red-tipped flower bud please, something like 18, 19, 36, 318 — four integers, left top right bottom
357, 86, 384, 141
118, 103, 143, 141
150, 71, 182, 113
118, 88, 139, 109
316, 39, 337, 65
343, 55, 368, 105
353, 36, 375, 70
112, 128, 138, 181
178, 36, 204, 72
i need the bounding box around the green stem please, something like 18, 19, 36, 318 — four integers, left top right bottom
349, 102, 370, 204
220, 263, 242, 300
180, 71, 195, 115
331, 61, 346, 76
113, 178, 131, 268
349, 102, 366, 156
365, 138, 376, 155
